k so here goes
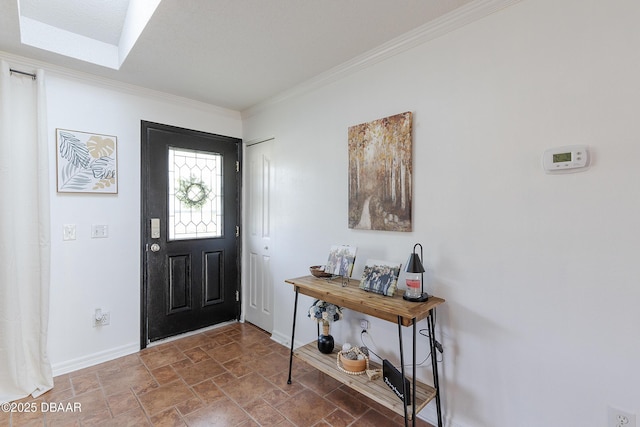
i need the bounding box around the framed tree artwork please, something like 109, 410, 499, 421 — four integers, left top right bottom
56, 129, 118, 193
348, 112, 412, 231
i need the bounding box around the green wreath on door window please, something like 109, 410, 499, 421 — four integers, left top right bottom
176, 176, 211, 209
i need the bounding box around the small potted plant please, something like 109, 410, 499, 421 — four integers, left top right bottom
308, 299, 343, 354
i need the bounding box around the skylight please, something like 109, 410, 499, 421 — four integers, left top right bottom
18, 0, 161, 69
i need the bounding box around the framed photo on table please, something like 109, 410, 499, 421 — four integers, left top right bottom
359, 259, 401, 297
325, 245, 357, 277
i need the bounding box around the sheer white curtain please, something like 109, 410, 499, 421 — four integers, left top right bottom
0, 60, 53, 402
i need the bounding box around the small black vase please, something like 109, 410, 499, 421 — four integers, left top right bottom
317, 322, 334, 354
317, 334, 334, 354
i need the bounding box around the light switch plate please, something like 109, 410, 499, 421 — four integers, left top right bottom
91, 224, 108, 238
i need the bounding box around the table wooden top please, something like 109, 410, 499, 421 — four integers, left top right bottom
285, 275, 444, 326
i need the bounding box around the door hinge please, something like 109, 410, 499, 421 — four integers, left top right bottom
236, 290, 239, 302
236, 226, 240, 237
236, 161, 240, 172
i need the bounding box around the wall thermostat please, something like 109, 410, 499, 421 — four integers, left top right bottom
542, 145, 590, 173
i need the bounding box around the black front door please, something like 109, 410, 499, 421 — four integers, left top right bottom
141, 121, 241, 345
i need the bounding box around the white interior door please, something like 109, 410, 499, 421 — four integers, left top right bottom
244, 139, 274, 332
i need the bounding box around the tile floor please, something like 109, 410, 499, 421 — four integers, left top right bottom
2, 322, 434, 426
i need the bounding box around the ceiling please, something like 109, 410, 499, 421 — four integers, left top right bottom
0, 0, 499, 112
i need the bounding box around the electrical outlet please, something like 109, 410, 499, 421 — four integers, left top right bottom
93, 309, 110, 327
63, 224, 76, 241
359, 319, 369, 330
608, 406, 636, 427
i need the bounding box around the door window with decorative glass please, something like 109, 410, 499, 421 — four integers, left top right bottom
168, 147, 223, 240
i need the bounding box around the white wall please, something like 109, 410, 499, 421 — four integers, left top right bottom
43, 71, 242, 373
242, 0, 640, 426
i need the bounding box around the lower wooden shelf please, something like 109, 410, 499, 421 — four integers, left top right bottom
294, 342, 436, 420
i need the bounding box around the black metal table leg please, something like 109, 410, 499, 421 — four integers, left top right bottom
412, 319, 417, 427
287, 287, 299, 385
428, 310, 442, 427
397, 317, 410, 427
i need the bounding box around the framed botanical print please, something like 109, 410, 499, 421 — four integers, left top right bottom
56, 128, 118, 193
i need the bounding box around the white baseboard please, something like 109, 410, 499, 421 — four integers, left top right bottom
51, 342, 140, 376
270, 329, 294, 348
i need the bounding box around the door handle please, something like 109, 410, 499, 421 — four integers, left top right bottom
150, 243, 160, 252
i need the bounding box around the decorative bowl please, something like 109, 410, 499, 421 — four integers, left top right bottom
310, 265, 332, 278
338, 353, 367, 373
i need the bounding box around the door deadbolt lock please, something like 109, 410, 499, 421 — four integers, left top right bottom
150, 243, 160, 252
150, 218, 160, 239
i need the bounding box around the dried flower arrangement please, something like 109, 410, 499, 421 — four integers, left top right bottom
308, 299, 343, 325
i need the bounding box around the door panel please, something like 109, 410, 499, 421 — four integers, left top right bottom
141, 121, 241, 345
204, 251, 223, 304
245, 140, 274, 332
168, 254, 191, 313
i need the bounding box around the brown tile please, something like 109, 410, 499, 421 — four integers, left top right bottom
324, 408, 355, 427
175, 396, 206, 417
106, 389, 140, 417
183, 347, 212, 364
47, 418, 81, 427
275, 389, 337, 426
70, 372, 101, 395
150, 407, 187, 427
183, 397, 250, 427
256, 387, 292, 408
237, 419, 262, 427
118, 353, 143, 368
8, 400, 45, 427
351, 408, 402, 427
222, 357, 254, 378
150, 365, 180, 385
221, 372, 279, 407
79, 407, 113, 426
0, 407, 9, 427
52, 374, 72, 392
325, 387, 370, 417
140, 345, 186, 370
202, 332, 235, 347
191, 380, 225, 405
174, 358, 226, 386
206, 341, 244, 364
138, 380, 195, 416
250, 352, 289, 378
298, 369, 342, 396
265, 373, 306, 398
243, 398, 287, 426
100, 364, 157, 396
173, 334, 210, 352
47, 389, 109, 425
170, 358, 194, 372
99, 406, 151, 426
210, 371, 238, 387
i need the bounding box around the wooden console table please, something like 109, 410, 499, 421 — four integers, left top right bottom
285, 275, 445, 427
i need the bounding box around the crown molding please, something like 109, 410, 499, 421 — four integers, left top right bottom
0, 50, 242, 120
242, 0, 522, 119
